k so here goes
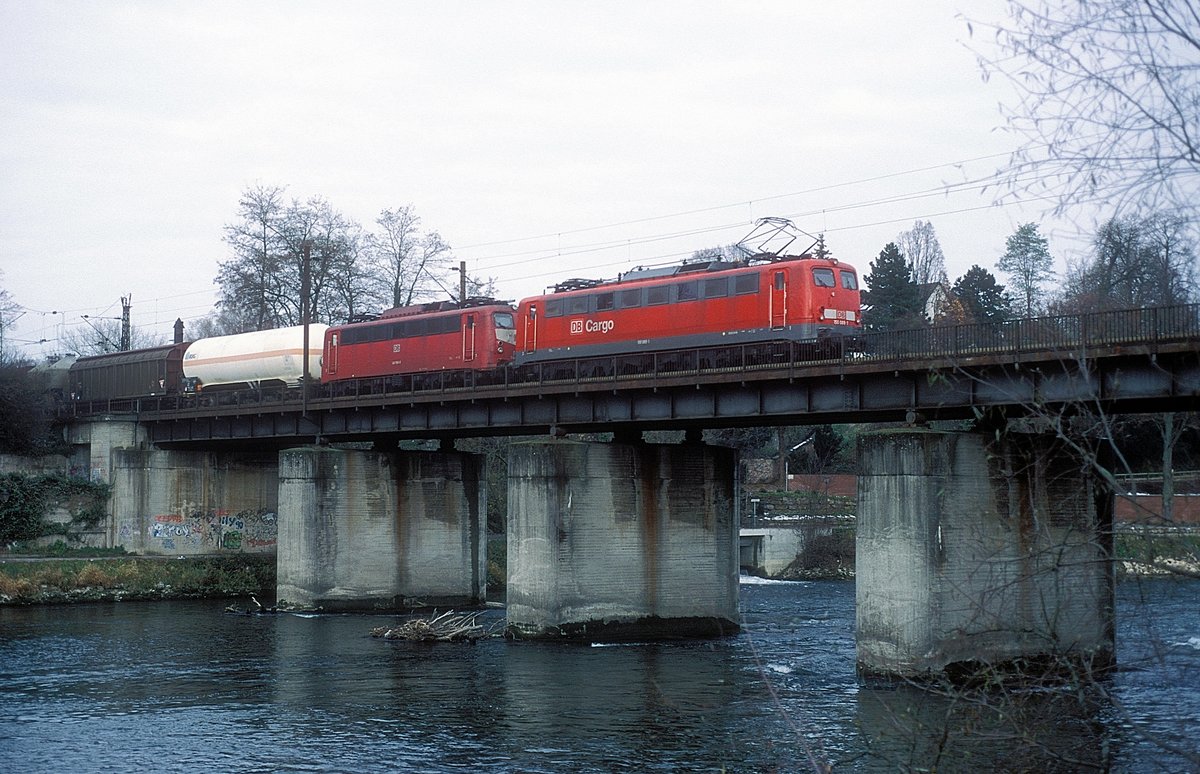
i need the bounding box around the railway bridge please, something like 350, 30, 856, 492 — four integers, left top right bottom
65, 304, 1200, 680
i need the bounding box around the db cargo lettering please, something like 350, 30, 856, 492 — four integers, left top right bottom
571, 319, 615, 335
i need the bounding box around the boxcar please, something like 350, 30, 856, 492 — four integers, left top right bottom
514, 256, 860, 363
70, 343, 189, 402
323, 302, 516, 382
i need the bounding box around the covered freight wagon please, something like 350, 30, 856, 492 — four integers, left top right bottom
182, 325, 329, 390
70, 344, 189, 402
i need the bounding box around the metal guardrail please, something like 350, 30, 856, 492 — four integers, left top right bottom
65, 303, 1200, 419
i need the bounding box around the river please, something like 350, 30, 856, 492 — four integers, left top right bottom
1, 577, 1198, 773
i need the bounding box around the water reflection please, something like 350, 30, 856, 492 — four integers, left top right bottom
1, 580, 1197, 772
856, 682, 1112, 772
497, 641, 742, 765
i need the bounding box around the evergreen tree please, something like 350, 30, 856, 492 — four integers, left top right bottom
862, 242, 923, 331
952, 265, 1014, 323
997, 223, 1054, 317
789, 425, 846, 474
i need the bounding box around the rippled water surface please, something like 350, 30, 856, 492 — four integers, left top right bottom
2, 578, 1198, 772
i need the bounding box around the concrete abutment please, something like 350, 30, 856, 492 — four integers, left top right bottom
505, 440, 740, 641
855, 428, 1115, 682
110, 448, 280, 554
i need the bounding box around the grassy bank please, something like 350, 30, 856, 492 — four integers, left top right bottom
1114, 529, 1200, 577
0, 554, 276, 605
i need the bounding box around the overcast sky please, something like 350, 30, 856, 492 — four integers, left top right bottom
2, 0, 1082, 358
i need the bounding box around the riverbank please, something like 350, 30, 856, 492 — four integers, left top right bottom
1114, 526, 1200, 578
0, 554, 275, 605
3, 527, 1197, 605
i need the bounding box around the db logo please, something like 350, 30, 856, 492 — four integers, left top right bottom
570, 320, 584, 335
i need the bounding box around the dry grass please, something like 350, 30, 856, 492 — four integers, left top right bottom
0, 556, 275, 603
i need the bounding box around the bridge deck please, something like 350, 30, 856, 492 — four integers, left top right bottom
64, 304, 1200, 445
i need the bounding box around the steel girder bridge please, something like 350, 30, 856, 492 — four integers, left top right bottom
65, 304, 1200, 448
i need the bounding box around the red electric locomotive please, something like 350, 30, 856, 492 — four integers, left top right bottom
322, 300, 517, 382
514, 254, 860, 363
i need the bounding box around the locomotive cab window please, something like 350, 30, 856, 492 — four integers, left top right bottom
840, 271, 858, 290
812, 268, 836, 287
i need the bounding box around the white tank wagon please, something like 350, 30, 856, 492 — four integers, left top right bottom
182, 324, 329, 390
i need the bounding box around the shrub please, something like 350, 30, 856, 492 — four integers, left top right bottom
0, 473, 109, 544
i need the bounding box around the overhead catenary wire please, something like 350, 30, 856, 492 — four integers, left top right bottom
14, 146, 1092, 357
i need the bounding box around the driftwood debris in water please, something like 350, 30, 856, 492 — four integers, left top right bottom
371, 610, 490, 642
224, 596, 321, 616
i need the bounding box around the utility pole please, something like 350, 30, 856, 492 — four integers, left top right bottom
120, 295, 131, 351
459, 260, 467, 304
300, 240, 312, 418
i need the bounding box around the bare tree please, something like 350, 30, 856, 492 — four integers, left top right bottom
184, 309, 244, 340
217, 186, 374, 329
462, 272, 499, 301
0, 272, 20, 361
59, 318, 163, 356
218, 184, 288, 332
970, 1, 1200, 216
1058, 212, 1196, 312
1142, 212, 1198, 305
322, 223, 374, 323
367, 206, 454, 308
690, 244, 742, 262
895, 220, 948, 286
275, 196, 363, 326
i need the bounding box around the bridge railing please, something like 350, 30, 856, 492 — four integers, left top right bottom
64, 303, 1200, 418
853, 303, 1200, 363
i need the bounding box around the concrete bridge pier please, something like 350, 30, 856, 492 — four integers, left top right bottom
506, 439, 740, 641
276, 446, 486, 611
855, 427, 1115, 682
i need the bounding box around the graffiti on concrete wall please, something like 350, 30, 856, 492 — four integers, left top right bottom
147, 508, 278, 554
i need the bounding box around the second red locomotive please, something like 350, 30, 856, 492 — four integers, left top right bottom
322, 300, 516, 382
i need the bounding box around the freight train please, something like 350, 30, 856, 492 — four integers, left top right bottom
66, 250, 860, 403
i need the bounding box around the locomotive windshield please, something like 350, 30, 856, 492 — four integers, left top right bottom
494, 312, 515, 329
812, 268, 836, 287
840, 271, 858, 290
